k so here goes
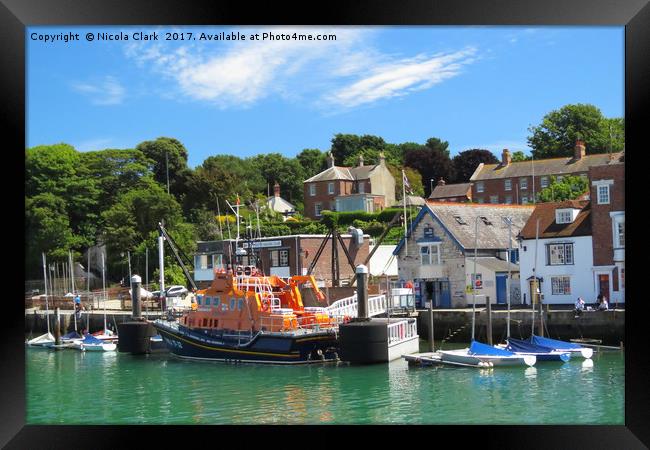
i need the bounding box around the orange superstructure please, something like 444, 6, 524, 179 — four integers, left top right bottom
180, 266, 336, 333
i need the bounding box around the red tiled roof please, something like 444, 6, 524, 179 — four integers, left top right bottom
519, 200, 591, 239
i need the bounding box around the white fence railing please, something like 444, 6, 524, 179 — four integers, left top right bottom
387, 319, 418, 345
324, 294, 387, 318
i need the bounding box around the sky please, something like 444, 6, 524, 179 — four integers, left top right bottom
26, 26, 624, 168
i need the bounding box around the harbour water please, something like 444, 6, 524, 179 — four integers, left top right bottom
26, 341, 624, 425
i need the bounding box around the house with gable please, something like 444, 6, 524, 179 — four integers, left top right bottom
303, 152, 396, 219
266, 182, 296, 221
518, 200, 595, 306
393, 202, 534, 308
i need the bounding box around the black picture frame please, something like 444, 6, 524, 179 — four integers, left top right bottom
4, 0, 648, 447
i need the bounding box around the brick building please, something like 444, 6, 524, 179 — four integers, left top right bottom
589, 152, 625, 303
194, 234, 370, 288
303, 152, 396, 219
428, 178, 472, 202
469, 141, 623, 205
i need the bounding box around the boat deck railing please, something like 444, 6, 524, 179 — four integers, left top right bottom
324, 294, 387, 318
387, 319, 418, 346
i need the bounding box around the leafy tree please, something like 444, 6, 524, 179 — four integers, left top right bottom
330, 134, 388, 166
511, 151, 530, 162
248, 153, 305, 203
387, 165, 424, 199
537, 175, 589, 202
452, 149, 499, 183
403, 138, 455, 196
527, 104, 625, 159
296, 149, 327, 178
135, 137, 190, 197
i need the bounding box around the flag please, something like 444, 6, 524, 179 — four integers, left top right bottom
402, 170, 413, 195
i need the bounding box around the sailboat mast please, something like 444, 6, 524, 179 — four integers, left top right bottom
506, 217, 512, 339
102, 252, 107, 332
42, 252, 50, 335
532, 218, 540, 336
69, 251, 77, 332
472, 216, 478, 342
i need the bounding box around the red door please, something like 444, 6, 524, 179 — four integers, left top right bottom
598, 274, 610, 298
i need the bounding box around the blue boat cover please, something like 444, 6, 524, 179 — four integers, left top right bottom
531, 335, 582, 350
62, 331, 82, 340
81, 334, 104, 345
469, 340, 515, 356
507, 337, 556, 353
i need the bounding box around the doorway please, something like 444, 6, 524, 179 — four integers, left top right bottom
598, 273, 610, 300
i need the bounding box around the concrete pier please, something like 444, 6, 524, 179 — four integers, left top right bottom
416, 307, 625, 346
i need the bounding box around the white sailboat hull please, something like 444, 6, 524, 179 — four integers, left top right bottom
440, 348, 536, 367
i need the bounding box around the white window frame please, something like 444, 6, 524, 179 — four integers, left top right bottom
556, 210, 573, 224
476, 182, 484, 193
490, 195, 499, 204
358, 182, 365, 194
547, 242, 574, 266
597, 185, 610, 204
309, 183, 316, 196
419, 243, 441, 266
520, 178, 528, 190
315, 203, 322, 217
328, 182, 335, 195
521, 196, 529, 204
540, 176, 549, 188
504, 195, 513, 204
504, 179, 512, 191
551, 276, 571, 295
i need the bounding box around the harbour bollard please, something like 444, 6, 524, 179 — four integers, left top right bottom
54, 307, 61, 345
356, 264, 369, 321
131, 275, 142, 319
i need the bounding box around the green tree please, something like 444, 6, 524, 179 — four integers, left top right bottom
452, 149, 499, 183
135, 137, 190, 197
528, 104, 625, 159
248, 153, 305, 203
387, 165, 424, 199
296, 149, 327, 178
511, 151, 530, 162
537, 175, 589, 202
403, 138, 455, 196
330, 134, 388, 166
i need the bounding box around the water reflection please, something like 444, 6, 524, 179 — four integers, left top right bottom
524, 367, 537, 380
581, 358, 594, 371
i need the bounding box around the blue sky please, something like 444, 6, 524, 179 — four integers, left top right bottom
27, 26, 624, 168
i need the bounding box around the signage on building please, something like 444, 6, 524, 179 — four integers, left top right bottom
242, 240, 282, 249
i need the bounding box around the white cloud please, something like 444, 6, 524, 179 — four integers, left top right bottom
324, 48, 477, 108
71, 76, 125, 105
74, 138, 113, 151
123, 28, 478, 111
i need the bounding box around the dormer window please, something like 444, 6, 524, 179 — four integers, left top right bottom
556, 208, 579, 224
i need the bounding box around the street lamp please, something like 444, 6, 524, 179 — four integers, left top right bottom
430, 179, 434, 195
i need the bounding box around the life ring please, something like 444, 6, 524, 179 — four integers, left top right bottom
262, 298, 271, 312
343, 315, 351, 324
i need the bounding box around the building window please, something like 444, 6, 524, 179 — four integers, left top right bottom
551, 276, 571, 295
547, 243, 574, 265
597, 185, 610, 204
504, 195, 513, 204
541, 176, 549, 188
556, 175, 564, 183
309, 184, 316, 196
419, 244, 440, 265
556, 210, 573, 224
476, 197, 484, 204
315, 203, 322, 217
328, 182, 335, 194
358, 182, 365, 194
617, 221, 624, 247
504, 179, 511, 191
271, 249, 290, 267
476, 182, 484, 193
521, 196, 529, 204
213, 254, 224, 269
520, 178, 528, 190
490, 195, 499, 204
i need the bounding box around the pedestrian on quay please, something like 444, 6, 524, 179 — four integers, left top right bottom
598, 295, 609, 311
574, 297, 585, 317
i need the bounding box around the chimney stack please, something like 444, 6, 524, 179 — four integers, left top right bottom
358, 154, 364, 167
574, 140, 586, 159
437, 178, 446, 186
273, 182, 280, 197
378, 151, 386, 166
327, 152, 335, 168
502, 149, 512, 166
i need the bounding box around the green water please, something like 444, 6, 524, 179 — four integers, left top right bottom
26, 342, 624, 425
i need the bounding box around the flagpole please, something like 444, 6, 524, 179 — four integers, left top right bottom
402, 170, 408, 256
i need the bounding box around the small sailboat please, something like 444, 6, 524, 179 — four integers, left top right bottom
503, 337, 571, 362
91, 252, 119, 344
72, 333, 117, 352
439, 340, 536, 367
529, 335, 593, 359
27, 253, 55, 348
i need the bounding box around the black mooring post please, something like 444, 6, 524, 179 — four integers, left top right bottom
356, 264, 369, 320
131, 275, 142, 320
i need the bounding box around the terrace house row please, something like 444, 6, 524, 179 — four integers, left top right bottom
469, 141, 624, 205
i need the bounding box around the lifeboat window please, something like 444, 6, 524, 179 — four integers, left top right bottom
213, 296, 221, 307
196, 297, 202, 306
209, 319, 213, 327
205, 296, 211, 306
230, 298, 236, 310
202, 318, 208, 327
238, 299, 244, 310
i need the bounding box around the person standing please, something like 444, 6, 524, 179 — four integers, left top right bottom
574, 297, 585, 317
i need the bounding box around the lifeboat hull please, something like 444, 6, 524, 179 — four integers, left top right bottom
153, 321, 340, 364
